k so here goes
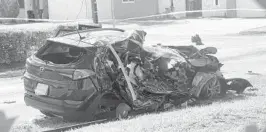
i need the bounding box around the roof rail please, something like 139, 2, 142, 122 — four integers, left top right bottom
55, 27, 125, 38
78, 23, 102, 30
54, 23, 102, 37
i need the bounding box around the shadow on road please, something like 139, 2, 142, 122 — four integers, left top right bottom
27, 90, 259, 130
30, 116, 76, 130
189, 89, 258, 107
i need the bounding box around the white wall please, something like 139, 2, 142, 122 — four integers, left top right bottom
173, 0, 186, 18
48, 0, 91, 20
17, 9, 26, 18
236, 0, 266, 17
202, 0, 227, 17
25, 0, 33, 11
158, 0, 186, 18
158, 0, 171, 13
226, 0, 236, 17
97, 0, 112, 20
48, 0, 112, 21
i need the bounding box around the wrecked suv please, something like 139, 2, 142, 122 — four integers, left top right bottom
24, 27, 226, 121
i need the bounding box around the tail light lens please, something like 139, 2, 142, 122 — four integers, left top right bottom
24, 78, 37, 89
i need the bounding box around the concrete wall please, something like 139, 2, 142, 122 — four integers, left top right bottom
173, 0, 186, 18
202, 0, 227, 17
17, 9, 26, 18
42, 0, 49, 19
25, 0, 33, 11
46, 0, 185, 20
236, 0, 266, 17
25, 0, 49, 19
158, 0, 186, 18
226, 0, 236, 17
97, 0, 112, 20
47, 0, 112, 20
158, 0, 170, 13
113, 0, 158, 19
48, 0, 91, 20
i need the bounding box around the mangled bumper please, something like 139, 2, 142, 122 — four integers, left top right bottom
24, 92, 83, 116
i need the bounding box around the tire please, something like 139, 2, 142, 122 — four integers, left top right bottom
218, 78, 229, 96
200, 76, 221, 99
40, 110, 55, 117
116, 103, 131, 120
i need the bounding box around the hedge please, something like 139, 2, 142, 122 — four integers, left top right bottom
0, 23, 77, 64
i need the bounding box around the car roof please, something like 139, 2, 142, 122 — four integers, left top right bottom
47, 28, 139, 48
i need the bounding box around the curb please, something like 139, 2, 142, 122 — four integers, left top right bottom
239, 31, 266, 35
0, 69, 24, 78
239, 26, 266, 35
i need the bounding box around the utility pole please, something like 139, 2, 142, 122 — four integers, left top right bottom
91, 0, 98, 24
170, 0, 174, 12
111, 0, 116, 28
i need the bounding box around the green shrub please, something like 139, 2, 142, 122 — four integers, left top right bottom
0, 23, 77, 64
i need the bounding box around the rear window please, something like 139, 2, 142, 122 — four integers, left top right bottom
36, 41, 86, 64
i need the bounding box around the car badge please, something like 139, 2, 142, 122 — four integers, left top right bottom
40, 67, 45, 72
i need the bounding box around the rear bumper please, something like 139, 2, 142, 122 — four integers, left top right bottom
24, 92, 83, 116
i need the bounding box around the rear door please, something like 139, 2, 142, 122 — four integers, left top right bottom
24, 41, 97, 100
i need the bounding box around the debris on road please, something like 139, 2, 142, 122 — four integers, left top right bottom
191, 34, 204, 45
224, 78, 253, 94
3, 101, 16, 104
247, 71, 262, 76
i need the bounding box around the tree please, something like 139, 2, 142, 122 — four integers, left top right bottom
257, 0, 266, 8
0, 0, 20, 18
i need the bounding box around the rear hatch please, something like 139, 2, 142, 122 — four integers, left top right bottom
24, 40, 98, 101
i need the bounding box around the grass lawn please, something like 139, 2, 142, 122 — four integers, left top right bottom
70, 75, 266, 132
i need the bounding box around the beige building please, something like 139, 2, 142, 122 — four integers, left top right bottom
46, 0, 186, 21
200, 0, 266, 18
24, 0, 49, 19
17, 0, 26, 18
11, 0, 266, 20
236, 0, 266, 17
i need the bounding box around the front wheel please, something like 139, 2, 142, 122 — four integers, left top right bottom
116, 103, 131, 120
200, 76, 221, 99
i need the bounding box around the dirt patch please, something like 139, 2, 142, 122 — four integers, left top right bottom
239, 26, 266, 35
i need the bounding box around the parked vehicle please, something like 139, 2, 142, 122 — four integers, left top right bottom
24, 27, 240, 121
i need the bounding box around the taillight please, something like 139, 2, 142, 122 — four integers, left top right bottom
72, 69, 95, 80
24, 78, 37, 89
